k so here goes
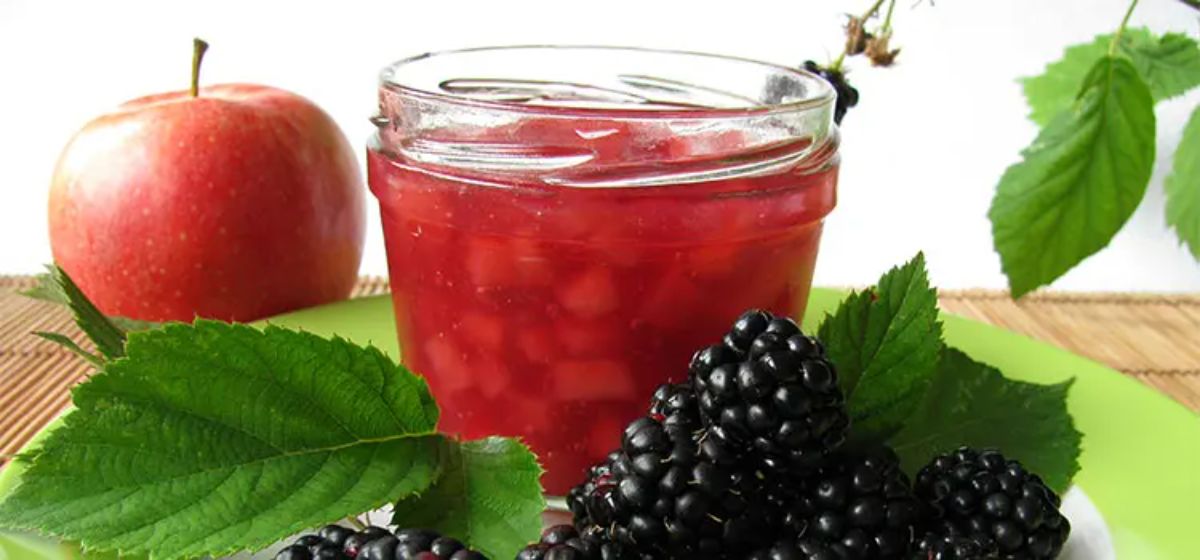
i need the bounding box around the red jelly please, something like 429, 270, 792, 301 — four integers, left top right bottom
370, 47, 839, 494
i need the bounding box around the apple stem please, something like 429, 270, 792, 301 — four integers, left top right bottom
191, 38, 209, 98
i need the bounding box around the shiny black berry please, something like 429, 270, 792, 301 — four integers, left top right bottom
275, 545, 314, 560
276, 526, 488, 560
915, 447, 1070, 559
690, 310, 849, 474
776, 447, 920, 559
318, 525, 356, 547
569, 410, 778, 557
803, 61, 859, 124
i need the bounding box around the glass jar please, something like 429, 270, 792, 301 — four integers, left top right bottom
369, 46, 838, 494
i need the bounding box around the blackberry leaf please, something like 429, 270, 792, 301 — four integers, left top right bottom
991, 56, 1156, 298
47, 265, 126, 360
1021, 28, 1199, 126
0, 321, 442, 560
21, 265, 160, 334
1166, 105, 1200, 259
391, 437, 544, 560
889, 348, 1081, 493
817, 253, 942, 442
1122, 32, 1200, 102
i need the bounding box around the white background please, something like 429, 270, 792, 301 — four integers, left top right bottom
1, 0, 1197, 291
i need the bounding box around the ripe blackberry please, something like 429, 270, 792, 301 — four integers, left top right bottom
515, 524, 646, 560
274, 525, 488, 560
802, 61, 859, 125
690, 309, 849, 474
570, 412, 778, 558
775, 447, 920, 559
915, 533, 999, 560
914, 448, 1070, 559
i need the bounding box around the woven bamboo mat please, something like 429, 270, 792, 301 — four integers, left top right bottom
1, 276, 1197, 463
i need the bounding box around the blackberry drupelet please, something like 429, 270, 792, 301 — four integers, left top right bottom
690, 309, 849, 474
775, 447, 920, 559
748, 538, 845, 560
274, 525, 488, 560
571, 411, 778, 558
914, 533, 999, 560
914, 448, 1070, 559
802, 61, 859, 124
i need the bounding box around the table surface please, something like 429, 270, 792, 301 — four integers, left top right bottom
2, 275, 1197, 463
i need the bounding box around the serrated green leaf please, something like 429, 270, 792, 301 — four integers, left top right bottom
1021, 29, 1200, 126
992, 56, 1156, 298
1123, 32, 1200, 102
1166, 105, 1200, 259
888, 348, 1082, 493
32, 332, 103, 368
391, 437, 545, 560
20, 269, 69, 306
0, 321, 442, 560
0, 531, 77, 560
23, 266, 160, 333
817, 253, 942, 442
49, 266, 126, 360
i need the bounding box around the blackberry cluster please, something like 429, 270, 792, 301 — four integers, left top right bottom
568, 311, 884, 559
690, 310, 849, 475
274, 525, 486, 560
914, 448, 1070, 559
803, 61, 860, 124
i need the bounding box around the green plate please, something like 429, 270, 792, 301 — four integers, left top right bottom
2, 289, 1198, 558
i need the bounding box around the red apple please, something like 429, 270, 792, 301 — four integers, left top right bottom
48, 39, 364, 322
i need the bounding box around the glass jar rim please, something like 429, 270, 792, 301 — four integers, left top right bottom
378, 45, 836, 120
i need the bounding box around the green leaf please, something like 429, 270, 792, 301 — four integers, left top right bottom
1021, 29, 1200, 126
0, 321, 442, 560
991, 56, 1156, 298
48, 266, 126, 360
22, 266, 160, 333
32, 332, 103, 368
817, 253, 943, 442
20, 269, 69, 305
391, 437, 545, 560
888, 348, 1082, 493
1166, 105, 1200, 259
1123, 32, 1200, 102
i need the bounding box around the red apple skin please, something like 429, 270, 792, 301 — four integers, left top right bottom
49, 84, 365, 322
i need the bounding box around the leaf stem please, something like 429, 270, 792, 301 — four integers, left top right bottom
1109, 0, 1140, 55
191, 37, 209, 98
881, 0, 899, 33
346, 515, 367, 531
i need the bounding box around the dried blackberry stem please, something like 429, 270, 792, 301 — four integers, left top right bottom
831, 0, 889, 71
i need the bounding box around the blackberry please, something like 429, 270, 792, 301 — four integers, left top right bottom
570, 412, 778, 558
914, 533, 998, 559
690, 309, 849, 474
803, 61, 859, 125
514, 524, 648, 560
274, 525, 488, 560
914, 448, 1070, 559
775, 447, 920, 559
